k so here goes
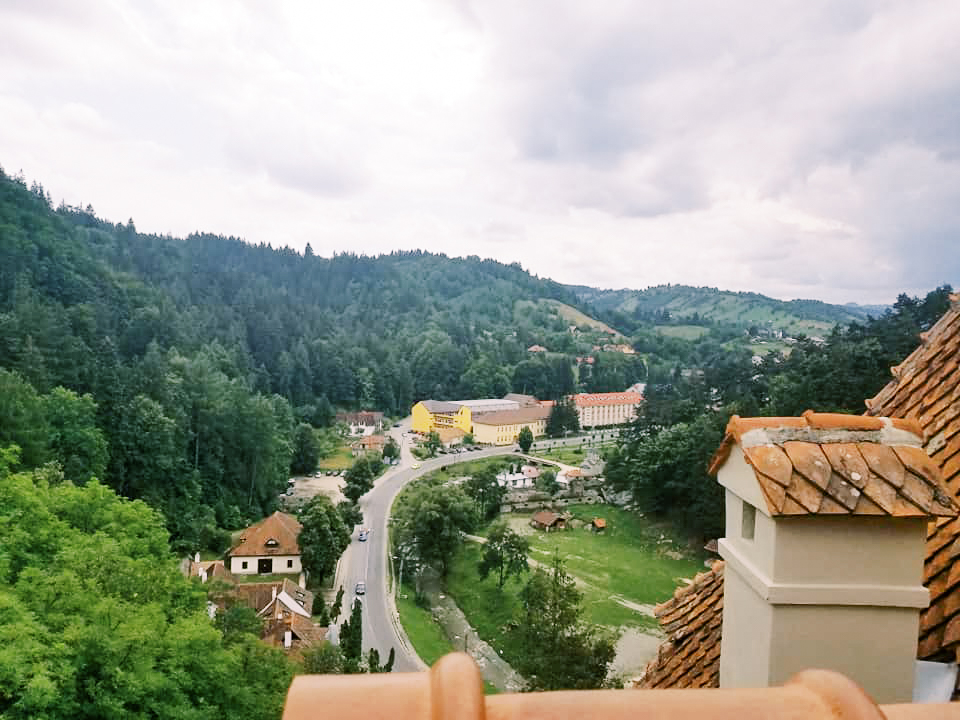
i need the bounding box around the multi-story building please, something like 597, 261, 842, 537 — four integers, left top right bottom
472, 405, 551, 445
411, 398, 521, 434
573, 391, 643, 428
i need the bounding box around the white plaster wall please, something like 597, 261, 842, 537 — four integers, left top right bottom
773, 516, 926, 586
229, 555, 302, 575
722, 488, 777, 579
720, 565, 774, 689
768, 604, 919, 704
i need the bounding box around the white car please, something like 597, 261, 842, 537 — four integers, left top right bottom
355, 582, 366, 595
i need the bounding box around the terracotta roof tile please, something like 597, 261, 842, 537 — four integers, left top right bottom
636, 562, 724, 689
229, 511, 302, 558
867, 297, 960, 662
712, 411, 955, 518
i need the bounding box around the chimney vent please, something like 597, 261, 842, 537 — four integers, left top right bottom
711, 412, 957, 704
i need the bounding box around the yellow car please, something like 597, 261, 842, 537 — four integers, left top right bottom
412, 463, 421, 469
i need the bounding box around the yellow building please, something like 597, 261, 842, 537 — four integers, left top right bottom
411, 400, 472, 434
472, 406, 550, 446
411, 398, 523, 435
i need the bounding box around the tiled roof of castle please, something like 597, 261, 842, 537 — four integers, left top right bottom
229, 511, 302, 557
866, 295, 960, 662
709, 411, 956, 518
636, 562, 724, 689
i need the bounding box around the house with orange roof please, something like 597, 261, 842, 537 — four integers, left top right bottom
637, 294, 960, 702
227, 510, 303, 576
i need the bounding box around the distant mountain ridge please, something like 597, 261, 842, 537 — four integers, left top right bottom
569, 284, 889, 337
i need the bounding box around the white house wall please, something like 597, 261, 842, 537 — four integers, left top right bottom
230, 555, 302, 575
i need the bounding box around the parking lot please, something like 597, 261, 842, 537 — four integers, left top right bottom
283, 472, 346, 506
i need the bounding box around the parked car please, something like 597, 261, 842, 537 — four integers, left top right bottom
358, 529, 368, 542
355, 582, 366, 595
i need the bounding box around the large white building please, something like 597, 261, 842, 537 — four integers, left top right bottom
573, 391, 643, 428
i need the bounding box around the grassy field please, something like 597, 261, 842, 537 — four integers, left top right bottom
541, 299, 624, 337
531, 445, 587, 466
316, 445, 354, 471
529, 444, 613, 466
447, 504, 703, 667
654, 324, 710, 340
521, 504, 701, 607
396, 583, 454, 666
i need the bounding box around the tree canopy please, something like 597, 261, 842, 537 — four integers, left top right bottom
0, 451, 293, 719
392, 477, 478, 576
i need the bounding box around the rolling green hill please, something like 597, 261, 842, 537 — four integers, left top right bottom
571, 284, 886, 337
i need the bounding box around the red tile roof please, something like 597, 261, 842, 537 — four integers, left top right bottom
636, 562, 724, 689
572, 392, 644, 407
866, 295, 960, 663
531, 510, 561, 527
709, 411, 956, 518
230, 511, 302, 557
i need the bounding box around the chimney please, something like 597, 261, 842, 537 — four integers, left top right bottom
272, 586, 277, 600
710, 412, 957, 703
194, 551, 200, 563
284, 630, 292, 649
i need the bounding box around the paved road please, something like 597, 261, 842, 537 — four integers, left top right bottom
330, 423, 526, 672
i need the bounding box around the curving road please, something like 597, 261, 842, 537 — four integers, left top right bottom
329, 421, 523, 672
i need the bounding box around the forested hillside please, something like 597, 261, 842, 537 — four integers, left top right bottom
1, 166, 942, 553
0, 170, 603, 547
572, 284, 883, 336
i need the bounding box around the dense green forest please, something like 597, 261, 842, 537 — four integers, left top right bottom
0, 450, 293, 719
0, 169, 596, 548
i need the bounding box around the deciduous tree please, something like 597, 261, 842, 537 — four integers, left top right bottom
477, 522, 530, 588
510, 553, 616, 690
299, 494, 350, 585
517, 426, 534, 452
393, 480, 477, 576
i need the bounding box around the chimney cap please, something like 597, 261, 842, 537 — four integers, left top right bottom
709, 412, 956, 518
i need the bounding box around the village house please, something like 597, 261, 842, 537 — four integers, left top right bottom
227, 510, 303, 576
530, 510, 567, 531
352, 434, 387, 454
336, 411, 385, 436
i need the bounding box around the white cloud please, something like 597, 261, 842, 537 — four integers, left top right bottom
0, 0, 958, 304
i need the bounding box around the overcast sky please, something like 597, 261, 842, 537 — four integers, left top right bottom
2, 1, 958, 304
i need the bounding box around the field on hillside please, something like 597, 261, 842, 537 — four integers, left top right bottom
541, 299, 624, 337
654, 324, 710, 340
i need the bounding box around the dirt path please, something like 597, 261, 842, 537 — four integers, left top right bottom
421, 575, 526, 692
